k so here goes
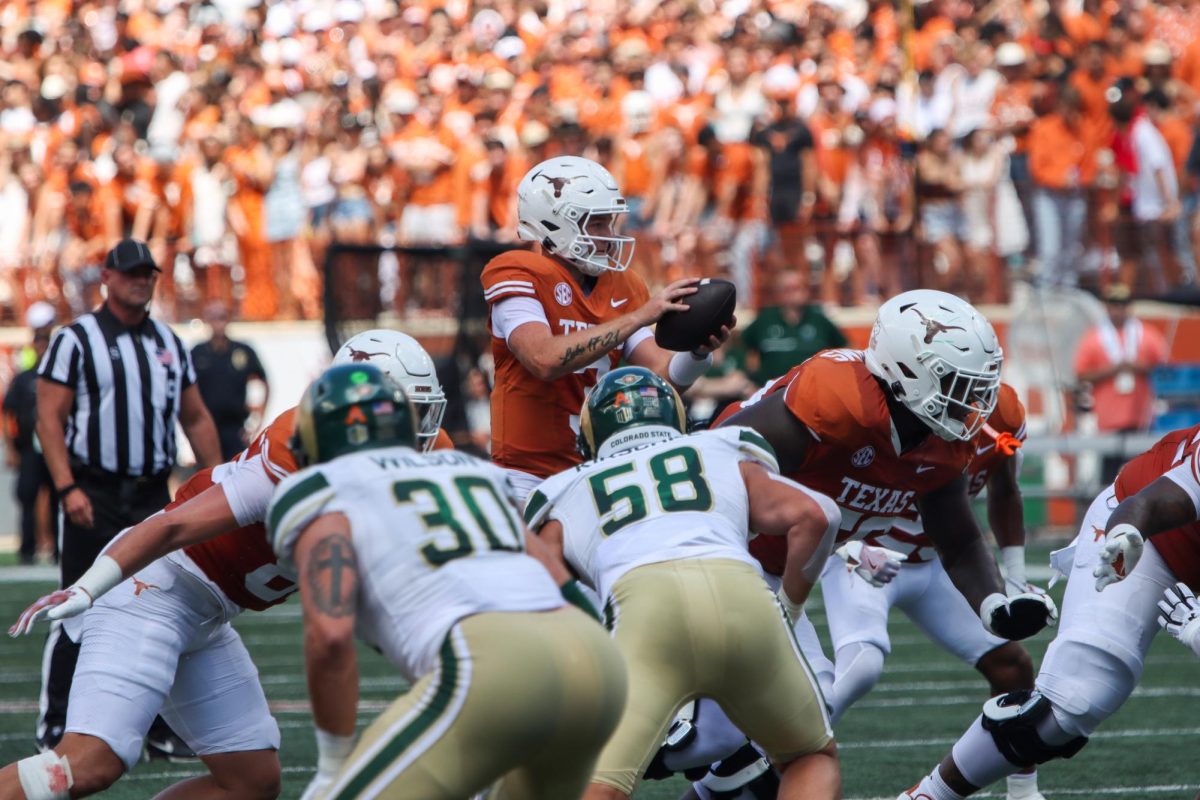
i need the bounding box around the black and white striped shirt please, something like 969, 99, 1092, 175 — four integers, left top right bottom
37, 305, 196, 477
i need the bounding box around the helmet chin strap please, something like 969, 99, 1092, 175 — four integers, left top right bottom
596, 425, 680, 460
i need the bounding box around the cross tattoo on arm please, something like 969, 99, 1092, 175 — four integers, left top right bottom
307, 533, 359, 618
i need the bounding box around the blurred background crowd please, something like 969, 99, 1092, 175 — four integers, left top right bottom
2, 0, 1200, 326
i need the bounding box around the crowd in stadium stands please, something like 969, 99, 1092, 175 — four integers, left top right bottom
2, 0, 1200, 323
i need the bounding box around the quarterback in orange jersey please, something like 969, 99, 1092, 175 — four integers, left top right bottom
898, 426, 1200, 800
483, 155, 732, 500
2, 331, 451, 800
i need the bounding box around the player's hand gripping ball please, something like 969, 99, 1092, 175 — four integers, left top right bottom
654, 278, 737, 352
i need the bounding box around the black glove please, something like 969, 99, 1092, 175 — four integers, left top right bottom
981, 591, 1059, 640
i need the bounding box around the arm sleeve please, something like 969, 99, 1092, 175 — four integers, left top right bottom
523, 479, 557, 529
268, 467, 337, 561
490, 296, 550, 343
37, 328, 80, 387
219, 456, 280, 526
623, 327, 654, 359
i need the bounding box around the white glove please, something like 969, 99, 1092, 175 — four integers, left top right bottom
9, 588, 93, 637
8, 555, 122, 637
1093, 524, 1145, 591
836, 541, 905, 587
1158, 581, 1200, 657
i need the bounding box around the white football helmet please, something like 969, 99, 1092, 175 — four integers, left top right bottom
333, 330, 446, 451
516, 155, 635, 276
864, 290, 1002, 442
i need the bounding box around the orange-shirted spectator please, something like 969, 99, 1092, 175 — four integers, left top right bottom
1029, 88, 1094, 287
391, 99, 460, 245
226, 119, 275, 320
1071, 41, 1115, 145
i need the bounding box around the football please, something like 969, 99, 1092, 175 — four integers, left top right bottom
654, 278, 737, 352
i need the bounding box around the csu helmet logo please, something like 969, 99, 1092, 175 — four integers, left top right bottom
851, 445, 875, 468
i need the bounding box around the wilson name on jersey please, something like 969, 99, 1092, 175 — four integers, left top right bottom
269, 446, 563, 680
524, 426, 777, 601
483, 249, 651, 479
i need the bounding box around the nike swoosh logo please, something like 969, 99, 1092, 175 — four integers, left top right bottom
975, 443, 995, 455
916, 465, 935, 473
610, 298, 628, 308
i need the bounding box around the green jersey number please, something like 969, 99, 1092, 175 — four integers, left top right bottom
588, 446, 713, 536
393, 476, 523, 566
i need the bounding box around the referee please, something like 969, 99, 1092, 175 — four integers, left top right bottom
35, 239, 221, 755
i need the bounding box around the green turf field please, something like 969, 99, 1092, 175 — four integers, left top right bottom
0, 553, 1194, 800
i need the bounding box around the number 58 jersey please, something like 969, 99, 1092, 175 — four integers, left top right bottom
524, 427, 778, 602
268, 447, 563, 682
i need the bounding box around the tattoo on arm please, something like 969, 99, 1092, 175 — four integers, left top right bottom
559, 330, 621, 367
307, 533, 358, 618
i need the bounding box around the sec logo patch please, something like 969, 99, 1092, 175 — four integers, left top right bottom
851, 445, 875, 468
554, 282, 573, 306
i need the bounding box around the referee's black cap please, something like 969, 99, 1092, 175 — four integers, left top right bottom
105, 239, 161, 273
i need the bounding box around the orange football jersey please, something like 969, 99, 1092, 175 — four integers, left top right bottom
1115, 424, 1200, 588
863, 383, 1027, 563
716, 349, 974, 576
181, 407, 456, 611
483, 249, 651, 479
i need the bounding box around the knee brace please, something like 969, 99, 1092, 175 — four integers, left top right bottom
981, 690, 1088, 767
17, 751, 73, 800
696, 742, 779, 800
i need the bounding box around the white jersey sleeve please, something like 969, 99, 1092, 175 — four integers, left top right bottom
219, 454, 284, 527
1163, 449, 1200, 520
267, 466, 338, 564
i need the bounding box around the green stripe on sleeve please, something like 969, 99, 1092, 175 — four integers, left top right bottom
523, 489, 549, 526
737, 429, 779, 471
267, 470, 331, 538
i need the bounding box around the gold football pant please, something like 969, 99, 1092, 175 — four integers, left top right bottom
325, 607, 627, 799
594, 558, 834, 795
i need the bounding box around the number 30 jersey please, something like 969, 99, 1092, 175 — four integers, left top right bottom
524, 427, 778, 602
268, 446, 563, 682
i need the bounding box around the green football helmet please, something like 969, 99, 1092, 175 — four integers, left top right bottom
291, 364, 417, 467
577, 367, 686, 460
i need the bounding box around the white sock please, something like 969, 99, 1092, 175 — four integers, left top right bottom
830, 642, 885, 724
1007, 770, 1040, 799
907, 767, 966, 800
950, 716, 1021, 790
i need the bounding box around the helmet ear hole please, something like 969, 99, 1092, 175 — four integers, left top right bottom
897, 362, 918, 380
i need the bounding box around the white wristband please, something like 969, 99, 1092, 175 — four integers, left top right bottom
667, 350, 713, 387
74, 555, 124, 603
314, 728, 356, 775
1001, 546, 1026, 587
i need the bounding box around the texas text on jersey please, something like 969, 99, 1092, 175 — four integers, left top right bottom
484, 248, 650, 479
716, 349, 974, 576
1115, 424, 1200, 587
173, 409, 455, 612
862, 383, 1027, 563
